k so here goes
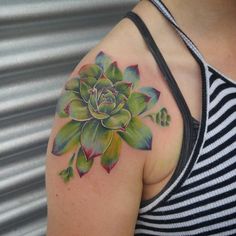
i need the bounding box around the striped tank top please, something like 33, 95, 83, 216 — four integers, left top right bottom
124, 0, 236, 235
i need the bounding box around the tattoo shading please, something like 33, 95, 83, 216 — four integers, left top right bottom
145, 108, 171, 127
51, 51, 170, 181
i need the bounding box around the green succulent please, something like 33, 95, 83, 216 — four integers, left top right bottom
52, 51, 160, 179
146, 107, 171, 127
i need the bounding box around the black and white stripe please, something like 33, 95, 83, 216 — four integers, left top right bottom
134, 0, 236, 235
135, 68, 236, 236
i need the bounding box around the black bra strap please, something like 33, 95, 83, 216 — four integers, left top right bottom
124, 11, 194, 127
124, 11, 198, 202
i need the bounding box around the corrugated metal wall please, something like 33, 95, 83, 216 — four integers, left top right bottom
0, 1, 137, 235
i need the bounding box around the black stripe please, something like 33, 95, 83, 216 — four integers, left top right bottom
198, 133, 236, 162
138, 199, 236, 224
209, 67, 236, 87
210, 82, 228, 102
207, 105, 236, 132
209, 92, 236, 118
136, 211, 236, 233
203, 119, 236, 147
209, 72, 220, 87
173, 160, 236, 193
190, 148, 236, 177
203, 222, 236, 236
162, 174, 236, 208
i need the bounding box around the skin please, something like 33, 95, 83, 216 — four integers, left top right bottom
46, 0, 236, 235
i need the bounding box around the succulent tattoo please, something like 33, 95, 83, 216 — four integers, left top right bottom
51, 51, 171, 181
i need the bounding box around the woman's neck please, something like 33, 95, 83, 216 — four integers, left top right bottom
162, 0, 236, 38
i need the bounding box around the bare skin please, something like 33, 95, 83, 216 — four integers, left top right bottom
46, 1, 236, 235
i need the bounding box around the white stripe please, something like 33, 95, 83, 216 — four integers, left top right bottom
193, 138, 236, 170
211, 227, 236, 236
156, 179, 236, 211
137, 206, 236, 230
209, 87, 236, 110
206, 112, 236, 139
135, 218, 236, 236
141, 194, 236, 221
185, 148, 236, 185
209, 77, 225, 92
201, 126, 236, 154
208, 98, 236, 124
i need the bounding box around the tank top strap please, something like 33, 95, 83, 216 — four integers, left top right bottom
149, 0, 206, 63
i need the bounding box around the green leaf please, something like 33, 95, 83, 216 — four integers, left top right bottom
102, 109, 131, 131
111, 94, 127, 115
101, 133, 121, 173
94, 76, 113, 91
126, 92, 151, 117
69, 153, 76, 166
59, 166, 74, 182
89, 88, 98, 109
56, 91, 80, 118
79, 80, 91, 102
88, 102, 110, 120
114, 81, 132, 98
95, 51, 112, 72
67, 99, 92, 121
52, 120, 83, 156
105, 62, 123, 83
139, 87, 160, 111
79, 64, 102, 79
98, 90, 116, 113
65, 77, 80, 93
76, 148, 94, 177
98, 101, 116, 114
156, 108, 171, 127
123, 65, 140, 88
81, 120, 113, 159
118, 117, 152, 150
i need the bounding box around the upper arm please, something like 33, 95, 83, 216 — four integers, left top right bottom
45, 45, 161, 235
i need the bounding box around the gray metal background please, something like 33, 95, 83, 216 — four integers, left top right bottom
0, 1, 137, 235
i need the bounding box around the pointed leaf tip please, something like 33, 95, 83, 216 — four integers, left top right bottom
123, 65, 140, 88
76, 148, 94, 177
95, 51, 112, 71
126, 92, 152, 116
80, 120, 113, 160
139, 87, 160, 111
118, 117, 152, 150
105, 61, 123, 83
101, 133, 121, 173
51, 120, 83, 156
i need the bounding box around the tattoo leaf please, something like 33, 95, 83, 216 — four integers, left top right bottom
66, 99, 92, 121
52, 120, 83, 156
139, 87, 160, 111
101, 132, 122, 173
65, 77, 80, 93
123, 65, 140, 89
101, 109, 131, 131
145, 108, 171, 127
156, 108, 171, 127
56, 91, 80, 118
76, 148, 94, 177
118, 117, 152, 150
95, 51, 112, 71
59, 166, 74, 182
126, 92, 151, 117
80, 120, 113, 160
114, 81, 132, 98
79, 64, 102, 79
105, 61, 123, 83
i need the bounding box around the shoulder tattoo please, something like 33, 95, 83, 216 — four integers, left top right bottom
51, 51, 171, 182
